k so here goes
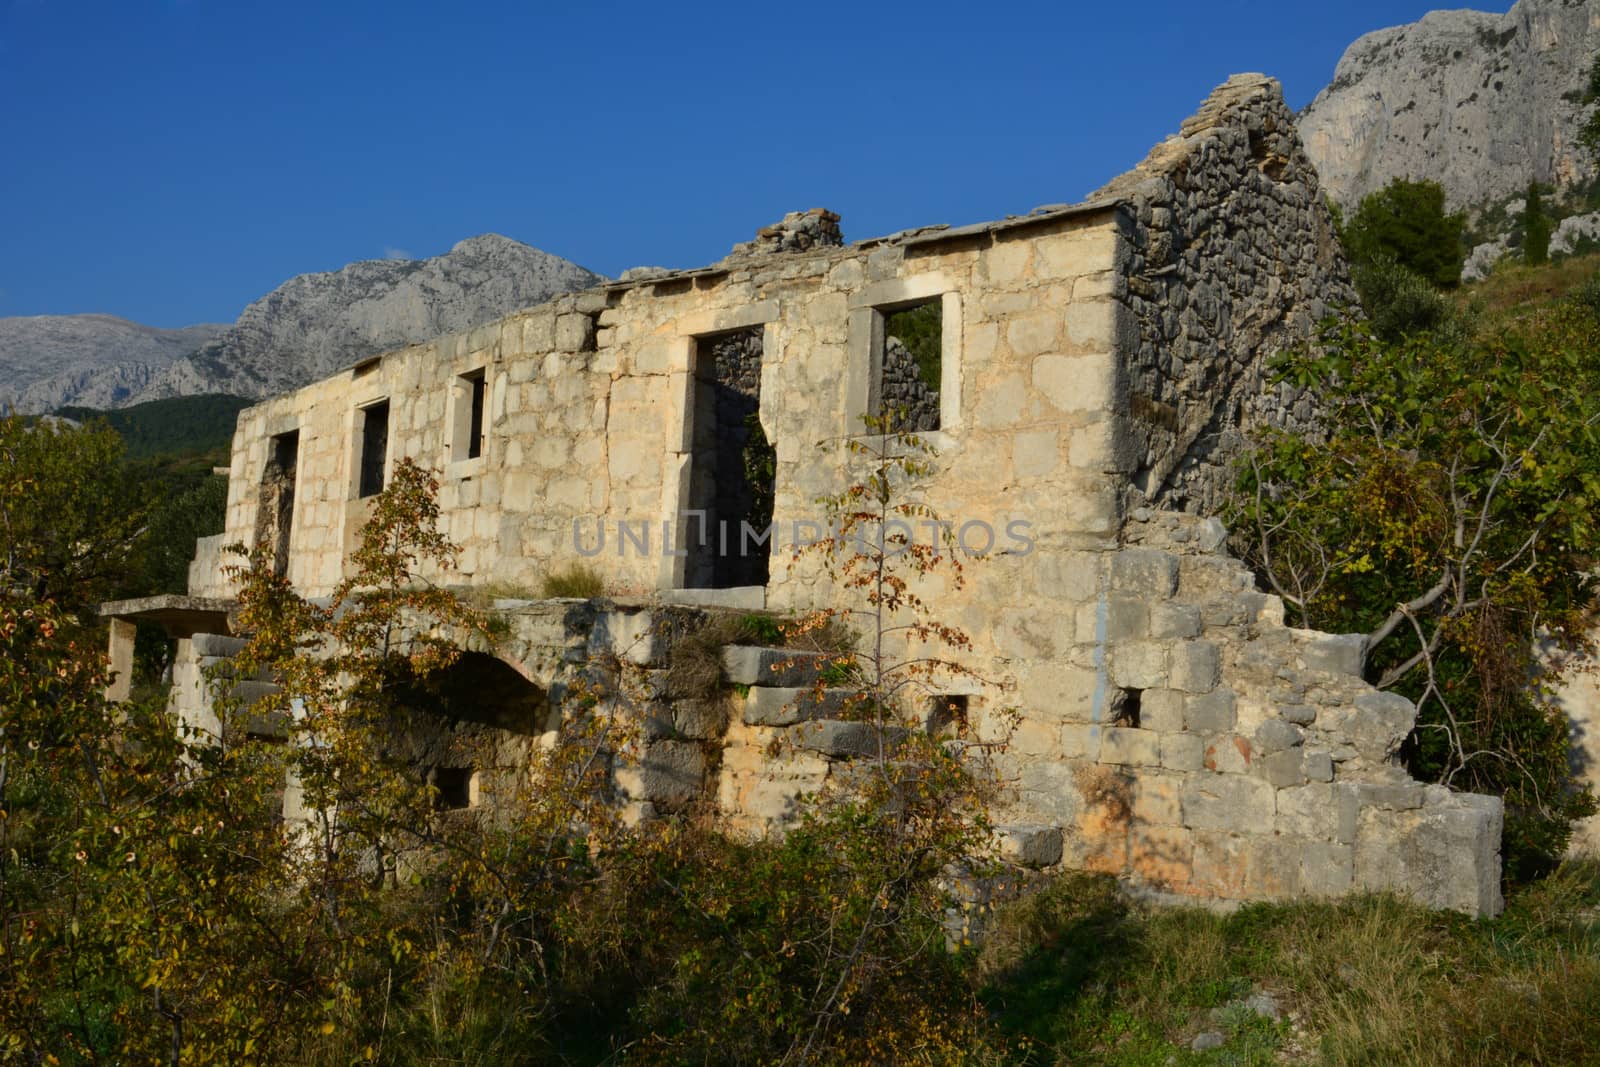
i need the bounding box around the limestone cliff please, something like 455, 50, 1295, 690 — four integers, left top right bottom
0, 315, 228, 413
1299, 0, 1600, 209
135, 235, 604, 403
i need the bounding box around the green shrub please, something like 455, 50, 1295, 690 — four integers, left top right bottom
1351, 256, 1473, 344
1339, 178, 1467, 287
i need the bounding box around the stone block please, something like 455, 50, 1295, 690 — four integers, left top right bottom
616, 741, 707, 810
1110, 549, 1179, 598
1059, 723, 1102, 760
1139, 688, 1186, 732
1299, 842, 1354, 897
742, 686, 851, 727
1279, 704, 1317, 725
997, 824, 1064, 868
1034, 552, 1102, 601
1191, 831, 1250, 896
1182, 775, 1275, 833
1254, 719, 1305, 754
1033, 353, 1114, 414
1304, 632, 1366, 675
1260, 748, 1305, 789
192, 633, 246, 657
788, 720, 898, 760
1160, 732, 1205, 771
1276, 783, 1339, 839
1148, 603, 1202, 639
1130, 823, 1193, 887
1101, 727, 1161, 766
1302, 749, 1334, 782
1011, 430, 1059, 478
1354, 792, 1504, 916
722, 646, 828, 687
1203, 734, 1253, 774
1169, 641, 1220, 693
1185, 689, 1237, 733
1357, 782, 1425, 811
1348, 690, 1416, 760
1017, 761, 1084, 823
1132, 774, 1182, 824
1109, 642, 1167, 689
554, 312, 594, 352
673, 698, 729, 740
1245, 835, 1302, 898
588, 609, 660, 666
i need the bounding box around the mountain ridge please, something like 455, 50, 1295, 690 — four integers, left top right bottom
0, 234, 604, 414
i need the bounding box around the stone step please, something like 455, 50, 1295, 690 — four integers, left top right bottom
192, 632, 246, 657
241, 710, 291, 741
226, 680, 282, 706
722, 645, 833, 687
787, 719, 907, 760
743, 686, 859, 726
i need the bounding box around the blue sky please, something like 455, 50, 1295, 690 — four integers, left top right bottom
1, 0, 1496, 327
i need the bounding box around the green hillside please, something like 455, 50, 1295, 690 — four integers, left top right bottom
55, 393, 251, 458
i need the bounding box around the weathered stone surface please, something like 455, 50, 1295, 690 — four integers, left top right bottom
1182, 776, 1275, 833
1301, 632, 1366, 676
1101, 727, 1161, 767
742, 686, 851, 727
997, 824, 1064, 868
615, 740, 708, 810
1185, 689, 1237, 733
788, 720, 897, 760
722, 646, 829, 687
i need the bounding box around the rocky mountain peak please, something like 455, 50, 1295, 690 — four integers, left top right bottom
1298, 0, 1600, 209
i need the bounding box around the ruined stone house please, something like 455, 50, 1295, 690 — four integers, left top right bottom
101, 75, 1505, 917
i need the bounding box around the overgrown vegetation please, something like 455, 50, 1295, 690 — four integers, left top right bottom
1235, 252, 1600, 875
54, 394, 251, 459
979, 863, 1600, 1065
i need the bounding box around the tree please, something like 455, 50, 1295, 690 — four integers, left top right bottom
1523, 181, 1552, 266
0, 414, 155, 613
1339, 178, 1467, 287
1232, 300, 1600, 875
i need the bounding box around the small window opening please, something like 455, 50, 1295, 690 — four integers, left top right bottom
257, 430, 299, 579
453, 368, 487, 462
927, 693, 969, 736
1115, 688, 1143, 728
466, 371, 486, 459
877, 298, 943, 433
357, 400, 389, 498
430, 766, 472, 810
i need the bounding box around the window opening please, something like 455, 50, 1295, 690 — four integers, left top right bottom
877, 298, 943, 432
357, 400, 389, 498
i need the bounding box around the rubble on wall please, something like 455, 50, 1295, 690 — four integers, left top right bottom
726, 207, 844, 258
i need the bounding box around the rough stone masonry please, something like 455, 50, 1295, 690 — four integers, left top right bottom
103, 75, 1503, 917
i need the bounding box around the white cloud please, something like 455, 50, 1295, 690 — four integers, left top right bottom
382, 246, 414, 261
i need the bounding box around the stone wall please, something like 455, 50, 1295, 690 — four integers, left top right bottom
175, 76, 1504, 916
1095, 74, 1355, 515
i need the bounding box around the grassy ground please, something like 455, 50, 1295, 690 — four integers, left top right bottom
976, 863, 1600, 1065
1457, 252, 1600, 319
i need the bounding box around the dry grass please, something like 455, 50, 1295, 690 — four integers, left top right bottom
977, 861, 1600, 1065
1458, 252, 1600, 319
540, 563, 606, 599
